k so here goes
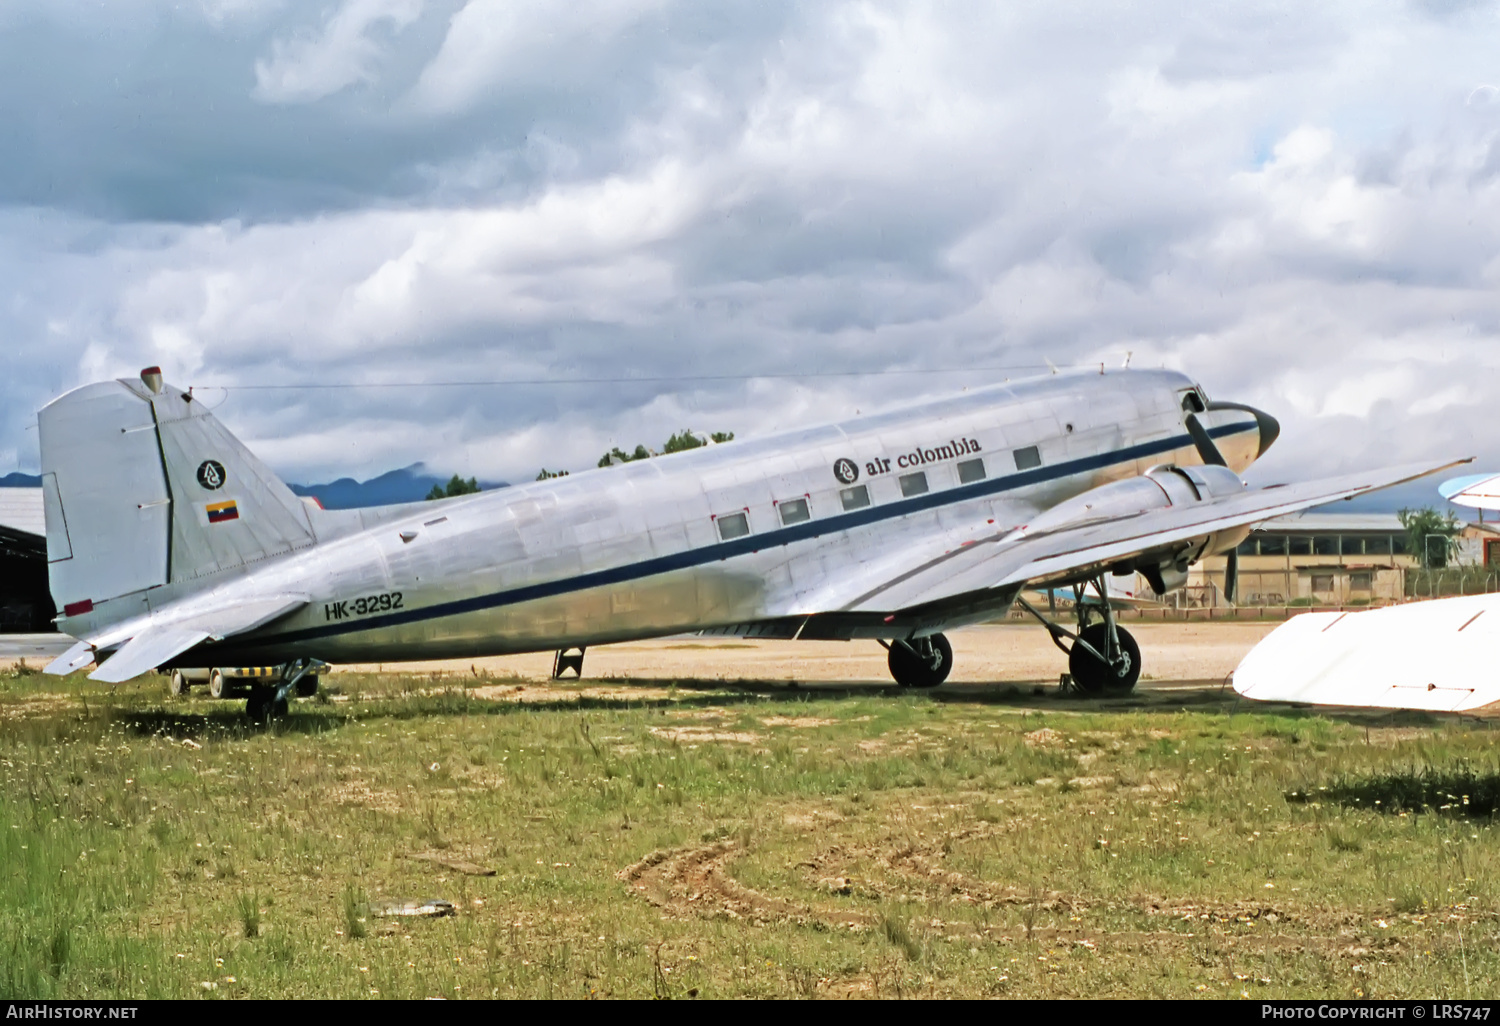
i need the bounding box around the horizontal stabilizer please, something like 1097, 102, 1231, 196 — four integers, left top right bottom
1234, 594, 1500, 712
91, 626, 212, 684
86, 593, 309, 683
44, 640, 95, 676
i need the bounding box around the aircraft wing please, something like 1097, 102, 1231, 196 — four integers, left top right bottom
1233, 594, 1500, 712
837, 458, 1466, 614
1440, 472, 1500, 512
45, 593, 310, 682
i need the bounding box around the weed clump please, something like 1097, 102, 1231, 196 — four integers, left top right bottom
1291, 764, 1500, 818
880, 914, 922, 961
237, 892, 261, 938
342, 885, 367, 939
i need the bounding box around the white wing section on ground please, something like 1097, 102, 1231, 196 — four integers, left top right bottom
66, 593, 310, 683
1233, 594, 1500, 712
1440, 473, 1500, 512
837, 459, 1465, 613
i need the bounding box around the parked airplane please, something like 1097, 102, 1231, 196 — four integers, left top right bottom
1233, 593, 1500, 712
1440, 472, 1500, 512
1234, 472, 1500, 713
39, 366, 1462, 717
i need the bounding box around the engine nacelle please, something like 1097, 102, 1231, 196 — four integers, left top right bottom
1022, 464, 1247, 596
1025, 464, 1245, 535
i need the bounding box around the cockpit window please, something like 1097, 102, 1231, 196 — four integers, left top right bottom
1181, 390, 1206, 414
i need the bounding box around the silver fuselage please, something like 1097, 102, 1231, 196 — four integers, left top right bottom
150, 368, 1262, 666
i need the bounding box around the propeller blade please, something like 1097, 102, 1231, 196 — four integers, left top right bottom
1224, 547, 1238, 605
1184, 413, 1229, 467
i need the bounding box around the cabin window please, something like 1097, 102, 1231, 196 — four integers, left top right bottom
956, 458, 986, 484
840, 485, 870, 511
1258, 535, 1286, 556
1013, 445, 1041, 471
899, 472, 929, 497
715, 512, 749, 541
777, 497, 810, 526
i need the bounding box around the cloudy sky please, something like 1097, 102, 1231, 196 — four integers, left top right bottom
4, 0, 1500, 506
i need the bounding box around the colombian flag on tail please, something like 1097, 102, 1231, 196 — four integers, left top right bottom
206, 499, 239, 524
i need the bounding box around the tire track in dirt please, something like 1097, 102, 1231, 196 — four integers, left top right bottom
619, 831, 1481, 956
618, 841, 873, 928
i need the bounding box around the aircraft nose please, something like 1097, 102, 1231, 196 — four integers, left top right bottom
1207, 401, 1280, 459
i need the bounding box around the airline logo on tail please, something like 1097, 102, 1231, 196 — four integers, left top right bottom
206, 499, 240, 524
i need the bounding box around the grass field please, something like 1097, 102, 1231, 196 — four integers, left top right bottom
2, 655, 1499, 1000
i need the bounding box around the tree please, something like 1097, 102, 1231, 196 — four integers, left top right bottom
536, 468, 569, 480
1398, 506, 1461, 568
597, 431, 734, 468
597, 444, 652, 468
662, 430, 706, 454
425, 474, 481, 500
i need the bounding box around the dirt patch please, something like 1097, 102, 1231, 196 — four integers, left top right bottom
469, 683, 677, 703
760, 716, 839, 728
0, 694, 77, 720
405, 851, 496, 876
649, 726, 762, 745
1066, 776, 1114, 789
618, 841, 870, 928
1024, 727, 1064, 747
783, 807, 846, 830
329, 781, 401, 812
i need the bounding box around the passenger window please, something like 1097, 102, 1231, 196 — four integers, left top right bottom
777, 497, 810, 526
839, 485, 870, 511
1013, 446, 1041, 470
899, 472, 929, 497
956, 458, 986, 484
715, 512, 749, 541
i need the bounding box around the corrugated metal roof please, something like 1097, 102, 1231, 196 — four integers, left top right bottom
0, 487, 44, 538
1252, 511, 1406, 533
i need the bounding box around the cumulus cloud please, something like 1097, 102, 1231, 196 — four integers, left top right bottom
253, 0, 424, 104
5, 0, 1500, 502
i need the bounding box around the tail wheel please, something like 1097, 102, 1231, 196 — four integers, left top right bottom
208, 669, 229, 700
1068, 624, 1141, 694
887, 633, 954, 688
168, 670, 189, 697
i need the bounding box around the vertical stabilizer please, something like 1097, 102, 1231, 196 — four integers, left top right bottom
39, 370, 316, 629
38, 382, 171, 616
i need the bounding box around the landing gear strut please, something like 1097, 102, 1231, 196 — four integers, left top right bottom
882, 633, 953, 688
1017, 576, 1142, 694
245, 659, 325, 721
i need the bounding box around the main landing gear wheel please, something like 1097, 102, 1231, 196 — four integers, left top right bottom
245, 687, 288, 722
295, 674, 319, 699
887, 633, 954, 688
168, 670, 188, 697
208, 669, 229, 700
1068, 623, 1141, 694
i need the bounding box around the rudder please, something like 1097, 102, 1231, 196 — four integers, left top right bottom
39, 368, 316, 630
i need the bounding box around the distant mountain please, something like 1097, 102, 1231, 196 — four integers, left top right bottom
0, 465, 507, 509
289, 463, 508, 510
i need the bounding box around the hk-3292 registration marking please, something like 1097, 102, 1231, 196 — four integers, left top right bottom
324, 592, 404, 621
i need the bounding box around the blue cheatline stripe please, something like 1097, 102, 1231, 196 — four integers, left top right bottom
242, 424, 1244, 648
